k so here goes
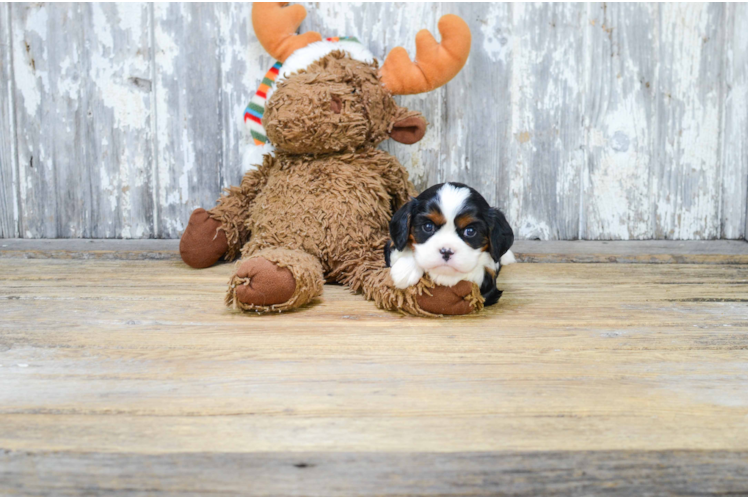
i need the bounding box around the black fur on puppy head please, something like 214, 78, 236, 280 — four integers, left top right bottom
386, 182, 514, 307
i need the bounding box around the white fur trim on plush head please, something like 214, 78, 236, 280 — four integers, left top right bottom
264, 41, 375, 104
242, 142, 274, 173
276, 40, 374, 85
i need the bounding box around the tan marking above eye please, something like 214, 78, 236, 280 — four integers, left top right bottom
425, 210, 446, 226
456, 214, 477, 229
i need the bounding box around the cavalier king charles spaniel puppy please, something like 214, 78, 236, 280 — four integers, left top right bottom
385, 182, 515, 306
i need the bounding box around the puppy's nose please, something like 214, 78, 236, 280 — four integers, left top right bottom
440, 248, 454, 261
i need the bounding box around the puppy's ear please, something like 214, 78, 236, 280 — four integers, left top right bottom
390, 199, 416, 251
488, 208, 514, 262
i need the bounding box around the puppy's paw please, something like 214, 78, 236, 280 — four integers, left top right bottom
390, 256, 423, 289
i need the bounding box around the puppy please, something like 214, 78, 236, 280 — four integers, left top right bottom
385, 182, 515, 306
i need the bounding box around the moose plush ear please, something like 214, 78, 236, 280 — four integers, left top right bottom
379, 14, 472, 95
390, 114, 427, 144
389, 199, 416, 250
488, 208, 514, 263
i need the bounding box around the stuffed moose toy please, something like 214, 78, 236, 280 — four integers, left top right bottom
180, 2, 481, 316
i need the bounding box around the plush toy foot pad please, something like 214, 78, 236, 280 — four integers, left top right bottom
417, 281, 476, 315
180, 208, 229, 269
234, 257, 297, 307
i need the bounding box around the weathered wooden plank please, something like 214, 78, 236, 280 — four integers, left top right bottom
81, 3, 155, 239
11, 3, 64, 238
153, 3, 274, 237
584, 3, 658, 240
505, 3, 586, 240
0, 4, 18, 238
10, 3, 154, 238
0, 238, 180, 260
214, 3, 267, 191
2, 3, 746, 242
439, 3, 512, 212
654, 4, 725, 239
1, 259, 748, 495
301, 3, 444, 191
153, 4, 224, 238
3, 238, 748, 264
1, 260, 747, 430
150, 3, 279, 238
514, 240, 748, 264
2, 450, 748, 496
722, 3, 748, 240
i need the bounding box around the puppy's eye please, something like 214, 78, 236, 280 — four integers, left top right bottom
423, 222, 435, 233
463, 227, 476, 238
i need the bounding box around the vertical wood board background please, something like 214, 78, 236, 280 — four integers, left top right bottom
0, 2, 746, 240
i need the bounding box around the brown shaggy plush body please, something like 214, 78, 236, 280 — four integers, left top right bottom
180, 52, 483, 316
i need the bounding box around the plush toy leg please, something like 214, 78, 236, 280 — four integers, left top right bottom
415, 280, 483, 315
225, 248, 324, 312
180, 208, 229, 269
363, 268, 483, 317
181, 168, 268, 269
341, 246, 484, 317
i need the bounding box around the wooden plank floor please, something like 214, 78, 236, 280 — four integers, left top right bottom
1, 256, 748, 494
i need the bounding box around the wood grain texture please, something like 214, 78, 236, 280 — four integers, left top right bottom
441, 3, 512, 215
10, 3, 154, 238
0, 258, 747, 494
0, 4, 18, 238
654, 4, 725, 239
3, 450, 748, 496
153, 3, 222, 238
722, 3, 748, 239
2, 3, 747, 240
584, 3, 657, 240
152, 3, 268, 238
2, 238, 747, 264
507, 3, 586, 240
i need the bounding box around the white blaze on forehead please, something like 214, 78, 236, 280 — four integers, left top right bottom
437, 183, 471, 222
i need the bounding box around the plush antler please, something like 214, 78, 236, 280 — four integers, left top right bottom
379, 14, 471, 95
252, 2, 322, 63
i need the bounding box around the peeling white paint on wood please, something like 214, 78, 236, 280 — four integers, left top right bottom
654, 3, 724, 240
584, 3, 657, 240
722, 3, 748, 239
152, 3, 269, 238
10, 3, 153, 238
1, 2, 746, 240
0, 4, 19, 238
